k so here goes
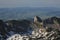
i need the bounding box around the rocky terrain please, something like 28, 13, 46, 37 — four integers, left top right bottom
0, 16, 60, 40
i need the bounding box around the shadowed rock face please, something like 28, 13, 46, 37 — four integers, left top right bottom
43, 16, 60, 30
5, 20, 32, 33
0, 20, 8, 39
43, 16, 60, 24
0, 19, 33, 40
0, 20, 7, 34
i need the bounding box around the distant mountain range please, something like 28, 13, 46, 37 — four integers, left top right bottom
0, 7, 60, 20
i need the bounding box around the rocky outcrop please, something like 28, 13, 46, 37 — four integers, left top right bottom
34, 16, 42, 23
0, 20, 8, 40
43, 16, 60, 24
5, 20, 33, 34
6, 27, 60, 40
0, 19, 33, 40
33, 16, 44, 29
43, 16, 60, 30
0, 16, 60, 40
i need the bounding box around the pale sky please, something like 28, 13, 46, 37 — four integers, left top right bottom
0, 0, 60, 8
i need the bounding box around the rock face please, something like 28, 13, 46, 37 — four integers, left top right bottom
0, 20, 8, 40
5, 19, 33, 34
0, 16, 60, 40
33, 16, 43, 28
34, 16, 42, 23
43, 16, 60, 30
43, 16, 60, 24
0, 19, 33, 40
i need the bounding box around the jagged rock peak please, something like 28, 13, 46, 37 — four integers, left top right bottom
34, 16, 42, 23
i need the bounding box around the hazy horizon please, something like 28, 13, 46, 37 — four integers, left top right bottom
0, 0, 60, 8
0, 0, 60, 20
0, 7, 60, 20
